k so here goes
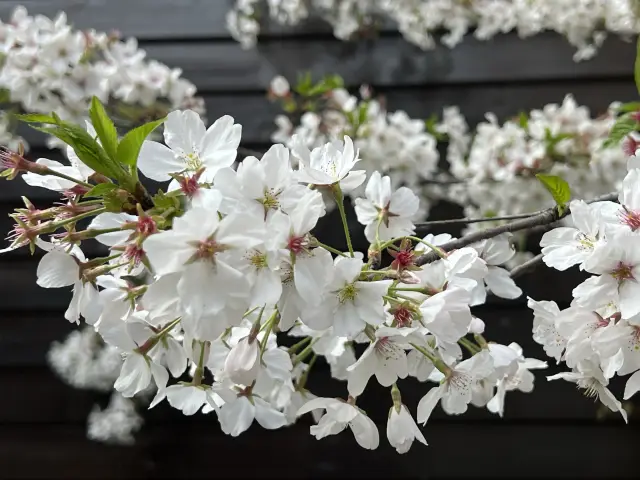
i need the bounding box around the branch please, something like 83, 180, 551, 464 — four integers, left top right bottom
416, 211, 539, 228
414, 191, 617, 266
509, 253, 544, 279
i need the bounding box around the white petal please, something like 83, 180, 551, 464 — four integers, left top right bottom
219, 397, 255, 437
624, 369, 640, 400
36, 251, 79, 288
485, 267, 522, 299
137, 140, 184, 181
254, 397, 287, 430
417, 385, 444, 425
389, 187, 419, 217
349, 413, 379, 449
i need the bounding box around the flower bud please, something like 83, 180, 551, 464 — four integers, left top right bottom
224, 336, 260, 386
469, 317, 485, 334
269, 76, 290, 98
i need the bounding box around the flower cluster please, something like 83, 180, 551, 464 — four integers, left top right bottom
227, 0, 640, 61
0, 7, 204, 150
442, 95, 628, 234
269, 76, 628, 240
270, 75, 439, 219
1, 104, 552, 452
528, 146, 640, 420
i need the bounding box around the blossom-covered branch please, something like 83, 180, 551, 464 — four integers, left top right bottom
267, 73, 629, 244
415, 191, 618, 266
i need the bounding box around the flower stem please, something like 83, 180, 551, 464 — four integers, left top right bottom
42, 167, 93, 188
288, 336, 312, 355
332, 184, 354, 257
53, 206, 106, 229
405, 236, 446, 258
292, 339, 318, 366
474, 334, 488, 349
459, 337, 481, 355
390, 286, 427, 294
315, 241, 347, 257
260, 309, 279, 360
410, 343, 451, 375
192, 340, 208, 386
296, 354, 317, 391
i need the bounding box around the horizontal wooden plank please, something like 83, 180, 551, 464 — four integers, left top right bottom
0, 363, 626, 424
0, 260, 72, 310
10, 78, 635, 157
0, 312, 73, 366
0, 0, 232, 40
1, 423, 637, 478
0, 425, 148, 478
141, 35, 634, 92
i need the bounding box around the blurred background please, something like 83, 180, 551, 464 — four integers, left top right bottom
0, 0, 639, 478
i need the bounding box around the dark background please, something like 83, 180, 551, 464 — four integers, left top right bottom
0, 1, 639, 478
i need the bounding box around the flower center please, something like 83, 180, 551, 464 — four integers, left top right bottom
393, 306, 412, 327
248, 250, 268, 271
182, 151, 203, 172
261, 188, 280, 211
448, 371, 472, 395
179, 175, 200, 197
576, 232, 595, 251
136, 216, 157, 236
578, 378, 600, 399
338, 283, 358, 303
321, 159, 338, 178
631, 327, 640, 351
188, 236, 228, 263
619, 206, 640, 231
287, 235, 307, 254
124, 244, 145, 265
375, 337, 402, 359
611, 262, 635, 282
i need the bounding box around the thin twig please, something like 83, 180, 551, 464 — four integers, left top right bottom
414, 191, 618, 267
422, 178, 465, 186
415, 211, 539, 228
509, 253, 544, 279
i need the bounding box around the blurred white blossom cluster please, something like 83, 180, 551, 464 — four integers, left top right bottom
269, 77, 628, 238
270, 76, 439, 219
227, 0, 640, 61
1, 104, 561, 453
0, 6, 204, 149
442, 96, 628, 234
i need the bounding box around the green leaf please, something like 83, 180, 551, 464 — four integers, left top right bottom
603, 114, 637, 148
536, 174, 571, 213
152, 189, 182, 212
295, 72, 313, 96
635, 36, 640, 96
84, 183, 118, 198
103, 188, 134, 213
0, 88, 11, 104
89, 96, 119, 161
116, 117, 166, 168
16, 113, 58, 124
616, 102, 640, 114
34, 123, 124, 180
357, 102, 369, 126
518, 112, 528, 129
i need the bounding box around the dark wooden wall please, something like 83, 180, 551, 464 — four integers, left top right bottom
0, 1, 639, 478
